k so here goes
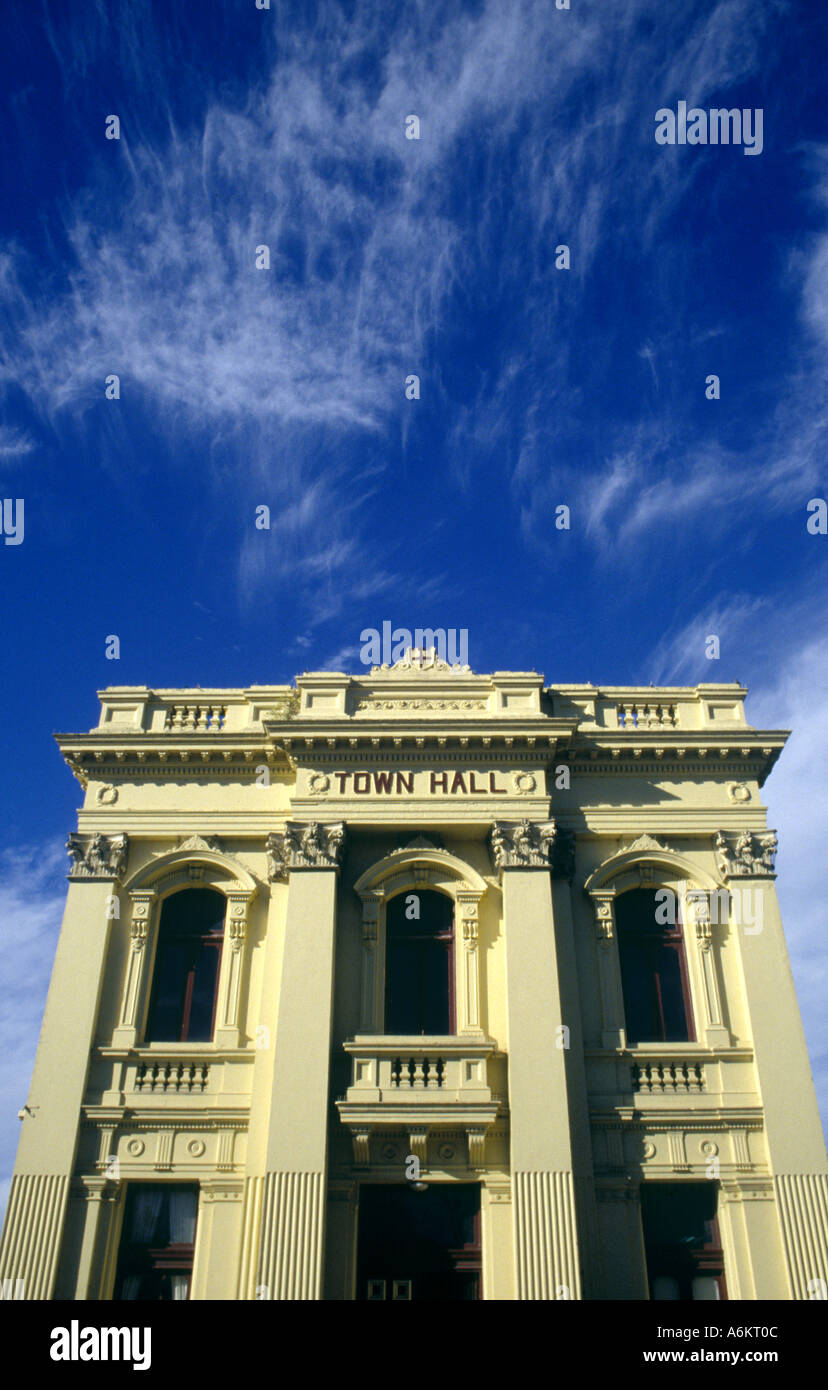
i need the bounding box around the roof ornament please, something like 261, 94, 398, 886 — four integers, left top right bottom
372, 646, 471, 674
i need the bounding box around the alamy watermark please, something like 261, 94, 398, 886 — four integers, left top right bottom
359, 625, 469, 668
655, 101, 763, 156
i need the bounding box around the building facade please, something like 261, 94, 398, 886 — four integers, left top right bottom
2, 657, 827, 1300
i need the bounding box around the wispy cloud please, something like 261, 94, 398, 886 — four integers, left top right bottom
0, 424, 35, 463
0, 840, 67, 1229
0, 0, 795, 600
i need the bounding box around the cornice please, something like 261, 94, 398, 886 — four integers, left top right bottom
590, 1108, 765, 1129
81, 1107, 250, 1126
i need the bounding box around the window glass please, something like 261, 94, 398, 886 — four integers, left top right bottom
145, 889, 225, 1043
114, 1185, 198, 1301
616, 888, 694, 1043
386, 890, 454, 1034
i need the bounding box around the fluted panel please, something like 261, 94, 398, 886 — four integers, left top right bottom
514, 1171, 582, 1300
775, 1174, 828, 1299
0, 1174, 69, 1300
256, 1171, 324, 1300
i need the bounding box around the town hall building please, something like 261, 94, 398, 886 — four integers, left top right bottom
2, 656, 826, 1299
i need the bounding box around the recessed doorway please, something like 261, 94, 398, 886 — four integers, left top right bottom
357, 1183, 481, 1300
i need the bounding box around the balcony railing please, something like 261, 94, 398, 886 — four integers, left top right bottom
616, 702, 677, 730
133, 1060, 210, 1093
164, 704, 226, 732
337, 1037, 498, 1118
632, 1060, 705, 1094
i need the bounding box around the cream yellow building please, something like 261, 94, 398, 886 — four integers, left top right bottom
2, 657, 827, 1300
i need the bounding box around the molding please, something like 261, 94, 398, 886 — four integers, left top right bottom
121, 842, 257, 895
583, 837, 721, 894
353, 844, 488, 898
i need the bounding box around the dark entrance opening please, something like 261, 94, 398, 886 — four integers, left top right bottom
641, 1182, 727, 1300
357, 1184, 481, 1300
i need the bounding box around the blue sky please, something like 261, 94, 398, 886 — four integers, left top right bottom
1, 0, 827, 1217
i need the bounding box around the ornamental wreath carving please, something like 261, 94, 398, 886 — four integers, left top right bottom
266, 821, 346, 880
489, 819, 557, 870
66, 832, 129, 880
713, 829, 778, 878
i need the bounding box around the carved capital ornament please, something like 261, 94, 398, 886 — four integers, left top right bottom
66, 832, 129, 880
266, 821, 346, 879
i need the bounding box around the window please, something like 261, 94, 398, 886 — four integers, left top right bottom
385, 889, 454, 1034
145, 889, 225, 1043
616, 888, 694, 1044
114, 1185, 199, 1300
641, 1183, 727, 1300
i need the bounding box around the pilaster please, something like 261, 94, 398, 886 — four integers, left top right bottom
254, 822, 345, 1299
0, 838, 126, 1299
723, 840, 828, 1298
493, 820, 583, 1299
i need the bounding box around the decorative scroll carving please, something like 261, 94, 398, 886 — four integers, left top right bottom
714, 829, 777, 878
489, 819, 557, 870
592, 895, 615, 940
66, 832, 128, 880
352, 1130, 371, 1167
684, 888, 714, 948
466, 1126, 487, 1170
172, 833, 222, 854
370, 647, 471, 674
356, 698, 485, 712
226, 897, 249, 951
129, 896, 153, 951
266, 821, 346, 879
407, 1129, 429, 1168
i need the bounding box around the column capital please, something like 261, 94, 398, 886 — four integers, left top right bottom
66, 831, 129, 881
713, 828, 778, 880
266, 821, 346, 880
488, 818, 557, 873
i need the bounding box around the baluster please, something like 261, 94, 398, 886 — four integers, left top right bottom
412, 1056, 425, 1088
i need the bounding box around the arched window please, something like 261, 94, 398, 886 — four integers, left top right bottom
145, 889, 226, 1043
385, 889, 454, 1035
615, 888, 694, 1045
